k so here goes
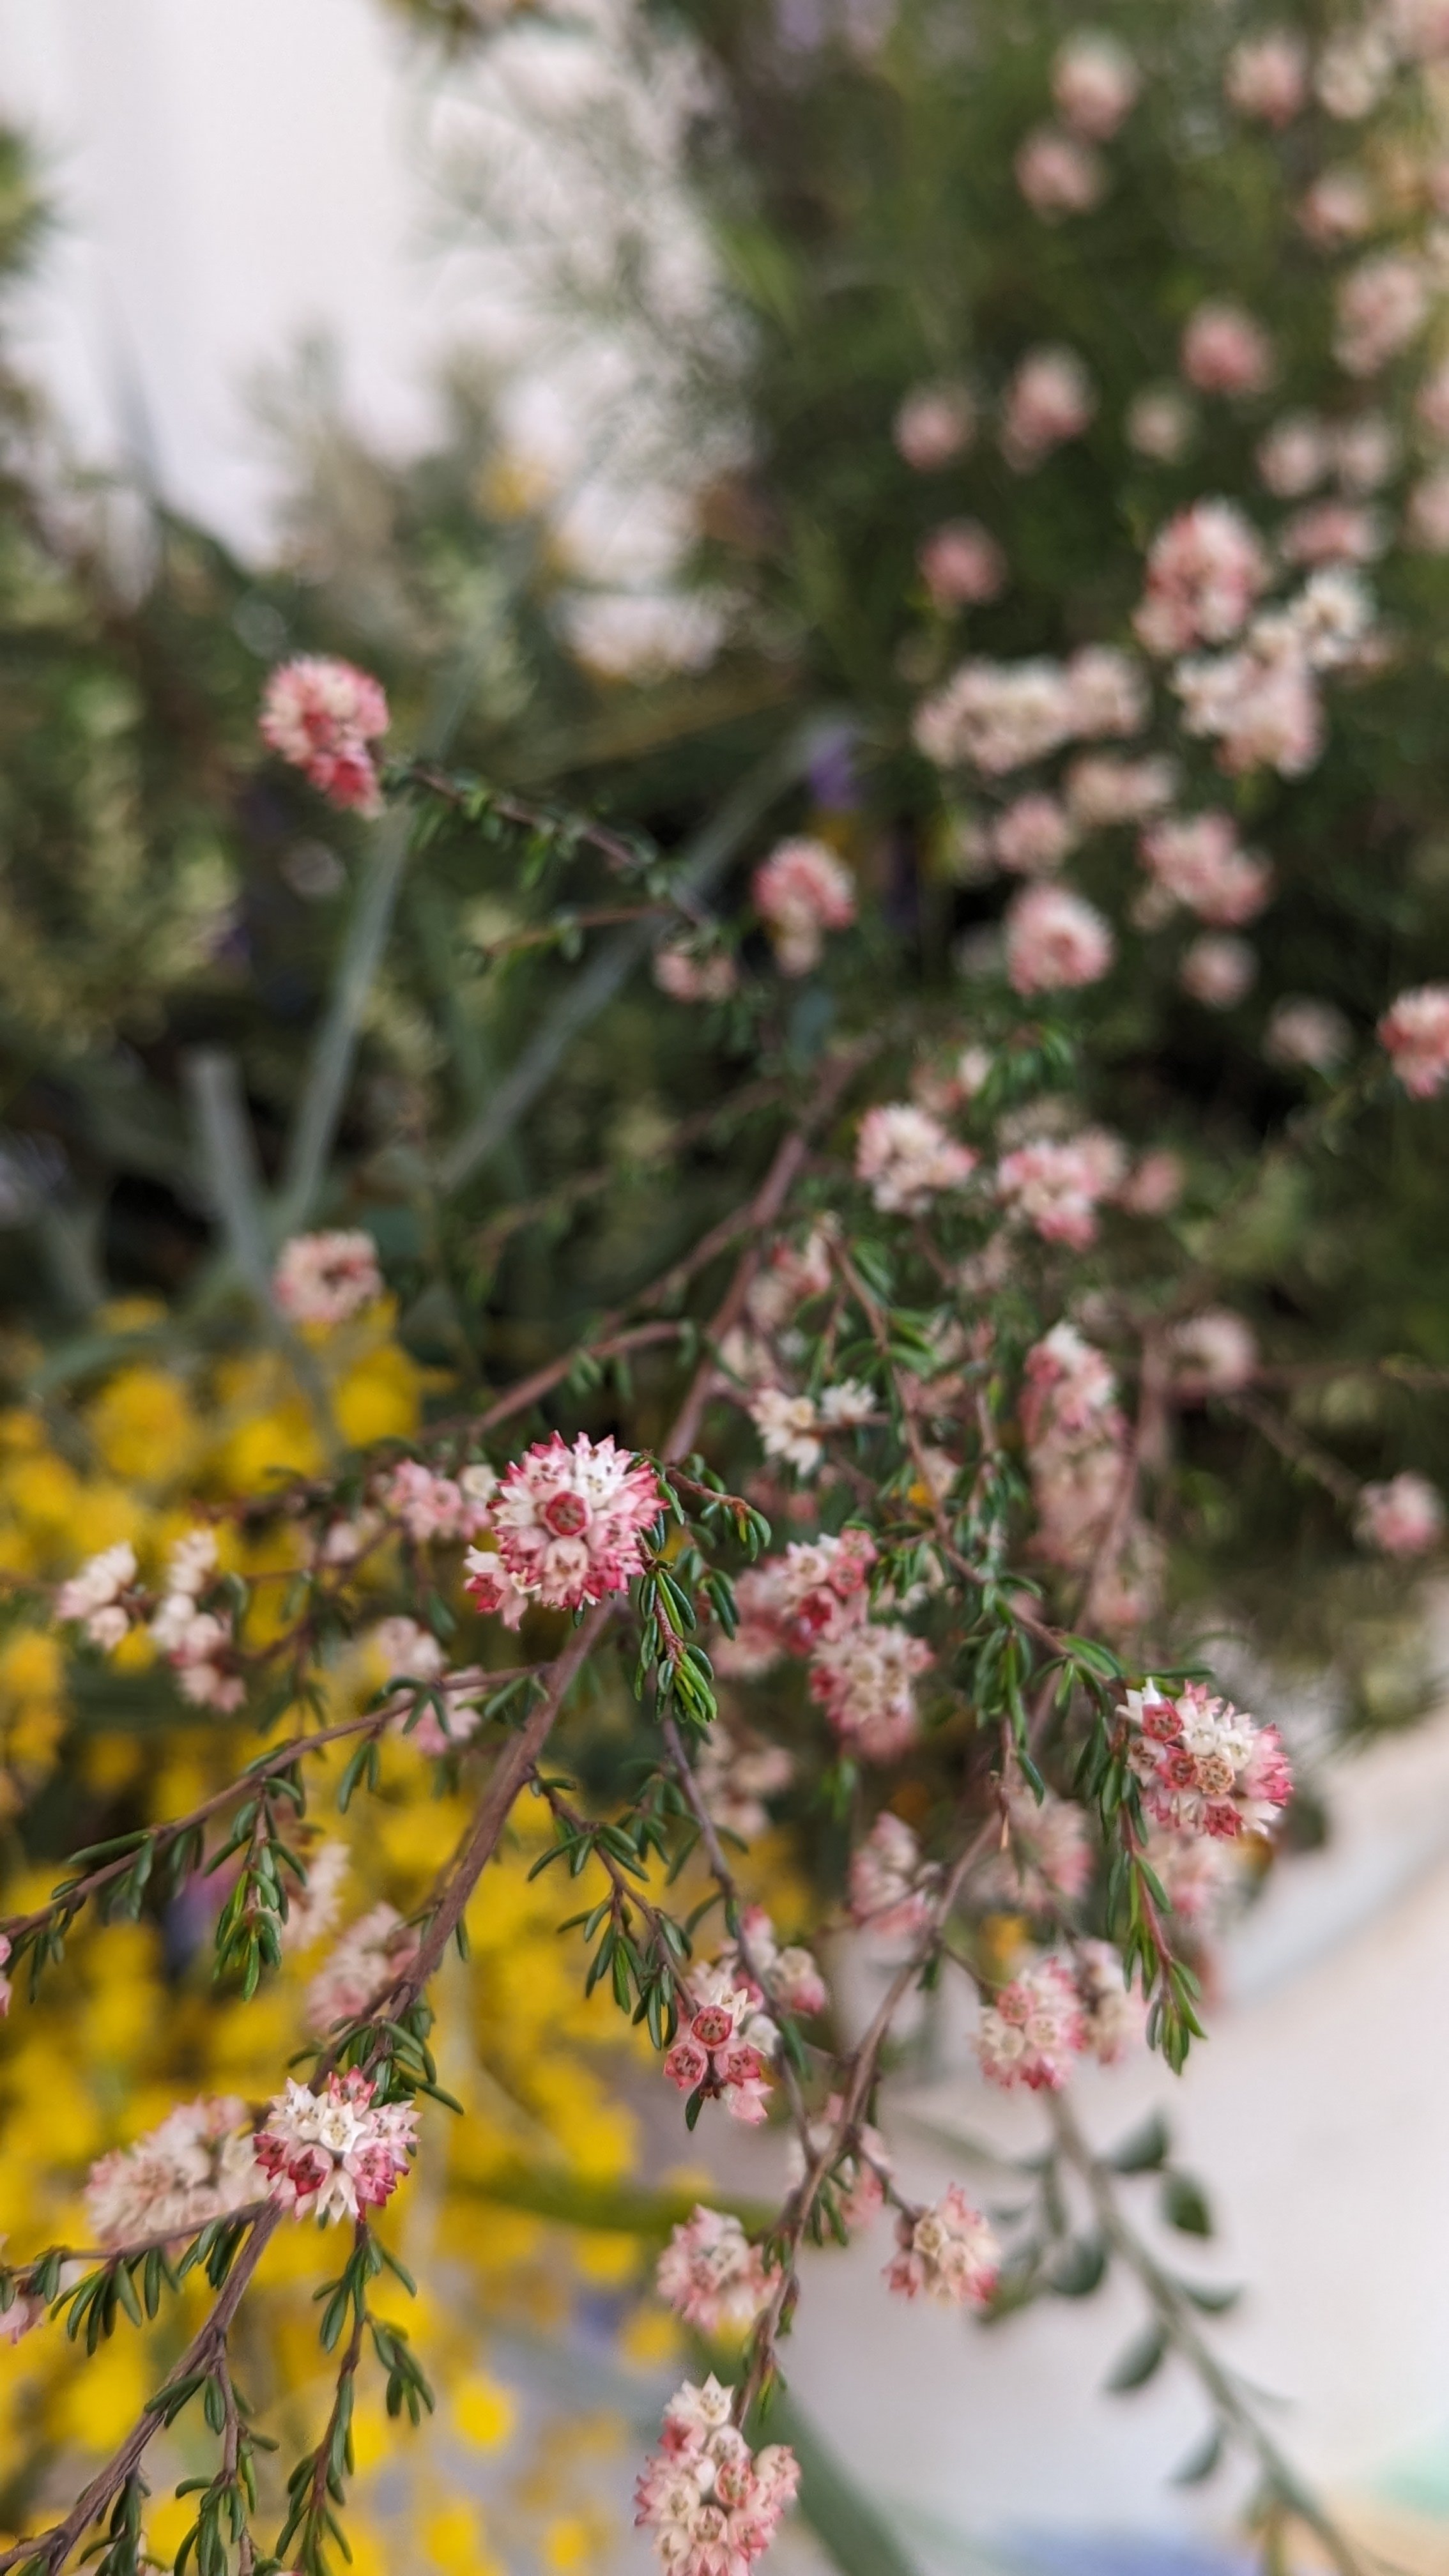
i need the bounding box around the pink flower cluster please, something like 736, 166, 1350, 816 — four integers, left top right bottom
1138, 813, 1272, 926
894, 381, 975, 470
150, 1527, 244, 1713
663, 1970, 774, 2124
992, 791, 1077, 875
718, 1906, 829, 2019
1168, 1308, 1257, 1395
848, 1810, 941, 1940
978, 1781, 1092, 1908
654, 940, 740, 1005
1379, 984, 1449, 1096
919, 519, 1008, 608
307, 1903, 422, 2034
855, 1103, 978, 1213
464, 1432, 661, 1614
1225, 31, 1307, 123
1356, 1471, 1445, 1556
1052, 30, 1139, 135
1018, 1324, 1157, 1625
1066, 753, 1176, 827
915, 646, 1146, 774
977, 1943, 1142, 2089
256, 2071, 417, 2223
997, 1130, 1124, 1248
694, 1719, 795, 1840
1180, 302, 1275, 399
721, 1530, 930, 1761
634, 2377, 799, 2576
84, 2097, 261, 2248
1121, 1681, 1292, 1841
1004, 884, 1115, 994
273, 1229, 382, 1328
656, 2206, 772, 2336
1134, 502, 1269, 656
1015, 127, 1107, 220
1001, 346, 1097, 470
56, 1540, 138, 1650
383, 1458, 495, 1544
885, 2186, 1000, 2306
259, 656, 390, 815
751, 839, 856, 975
1335, 254, 1427, 378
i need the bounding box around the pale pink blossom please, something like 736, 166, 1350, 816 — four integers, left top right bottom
1379, 983, 1449, 1094
307, 1903, 422, 2033
1134, 502, 1270, 656
1139, 813, 1272, 926
919, 519, 1007, 609
1121, 1680, 1292, 1841
56, 1542, 138, 1650
726, 1906, 829, 2018
977, 1954, 1087, 2089
482, 1432, 661, 1611
273, 1229, 381, 1327
1052, 31, 1140, 137
1407, 470, 1449, 548
1280, 501, 1386, 567
259, 656, 390, 815
749, 1386, 824, 1477
1356, 1471, 1445, 1556
753, 838, 856, 975
1388, 0, 1449, 59
1225, 31, 1307, 123
1000, 348, 1097, 471
857, 1102, 978, 1213
634, 2379, 799, 2576
991, 793, 1075, 877
848, 1811, 941, 1940
1126, 387, 1193, 461
654, 941, 740, 1004
1066, 646, 1149, 738
885, 2186, 999, 2306
1334, 415, 1399, 493
1021, 1322, 1120, 1444
894, 383, 976, 470
85, 2098, 261, 2248
663, 1979, 774, 2124
383, 1459, 491, 1545
818, 1378, 877, 1429
997, 1133, 1123, 1248
1117, 1149, 1184, 1216
694, 1722, 795, 1840
151, 1582, 244, 1713
1315, 26, 1394, 119
656, 2208, 772, 2336
1146, 1827, 1241, 1926
808, 1621, 931, 1760
256, 2071, 417, 2223
720, 1529, 878, 1674
746, 1225, 836, 1333
0, 2278, 42, 2345
1180, 934, 1259, 1008
979, 1781, 1093, 1908
1280, 568, 1376, 670
1180, 302, 1275, 399
1004, 884, 1115, 995
1257, 413, 1331, 498
280, 1839, 350, 1953
1169, 1308, 1257, 1393
1172, 642, 1322, 778
914, 657, 1077, 772
1298, 168, 1375, 247
1066, 753, 1176, 827
1265, 997, 1351, 1073
1335, 255, 1428, 378
1015, 128, 1107, 218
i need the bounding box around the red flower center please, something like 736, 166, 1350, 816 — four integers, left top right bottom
542, 1491, 590, 1538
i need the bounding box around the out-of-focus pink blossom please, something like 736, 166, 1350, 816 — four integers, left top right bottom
1139, 813, 1272, 926
1298, 168, 1375, 246
1257, 413, 1331, 498
273, 1229, 381, 1328
1408, 470, 1449, 549
1335, 415, 1399, 493
1335, 255, 1428, 378
1356, 1471, 1445, 1556
1051, 30, 1140, 137
992, 793, 1076, 877
1021, 1322, 1119, 1444
1121, 1680, 1292, 1841
307, 1904, 421, 2033
894, 383, 976, 470
1000, 347, 1097, 471
1225, 30, 1307, 122
808, 1621, 932, 1761
1379, 983, 1449, 1094
1266, 997, 1351, 1073
848, 1811, 941, 1940
1180, 302, 1275, 399
856, 1103, 978, 1214
480, 1432, 661, 1613
978, 1779, 1094, 1908
1126, 387, 1194, 461
86, 2098, 261, 2248
56, 1542, 138, 1650
977, 1954, 1087, 2089
885, 2186, 1000, 2305
259, 657, 390, 815
1388, 0, 1449, 60
383, 1459, 493, 1545
1015, 127, 1107, 218
1172, 640, 1323, 779
1180, 934, 1259, 1008
1416, 357, 1449, 441
694, 1721, 794, 1840
656, 2208, 772, 2336
998, 1132, 1124, 1248
1067, 646, 1149, 738
1075, 1938, 1147, 2063
256, 2072, 417, 2223
635, 2378, 799, 2576
1067, 753, 1177, 827
1315, 26, 1394, 119
753, 838, 856, 975
1004, 884, 1115, 995
1169, 1308, 1257, 1393
1280, 501, 1386, 567
1117, 1149, 1185, 1215
1135, 502, 1269, 655
919, 519, 1007, 608
654, 941, 739, 1004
